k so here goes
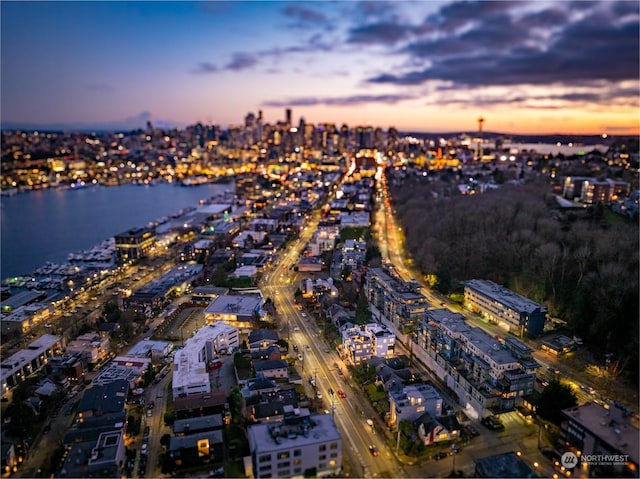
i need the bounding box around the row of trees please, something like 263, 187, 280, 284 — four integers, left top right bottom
390, 177, 639, 383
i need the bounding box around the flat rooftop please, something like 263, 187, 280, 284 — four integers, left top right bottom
562, 402, 639, 465
204, 294, 262, 316
247, 412, 341, 454
465, 279, 546, 314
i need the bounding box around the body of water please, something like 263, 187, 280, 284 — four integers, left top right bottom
1, 183, 233, 280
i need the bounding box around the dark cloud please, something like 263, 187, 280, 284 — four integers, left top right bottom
348, 22, 413, 45
612, 0, 640, 17
425, 85, 639, 108
263, 93, 416, 107
193, 62, 218, 74
370, 2, 639, 89
225, 53, 257, 71
282, 4, 326, 23
428, 0, 519, 32
519, 7, 568, 28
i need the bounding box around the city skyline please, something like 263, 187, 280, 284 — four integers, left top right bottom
1, 1, 639, 135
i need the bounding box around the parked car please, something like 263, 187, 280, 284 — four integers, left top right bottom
481, 416, 505, 431
434, 452, 447, 461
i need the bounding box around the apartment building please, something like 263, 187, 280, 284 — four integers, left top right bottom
365, 268, 429, 330
1, 334, 62, 396
464, 279, 547, 337
248, 410, 342, 479
563, 176, 631, 204
417, 309, 538, 417
341, 239, 366, 269
340, 325, 372, 365
173, 323, 239, 399
364, 323, 395, 358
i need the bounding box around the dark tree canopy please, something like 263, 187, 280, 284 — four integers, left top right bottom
535, 379, 578, 425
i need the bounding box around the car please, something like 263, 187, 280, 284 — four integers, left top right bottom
434, 452, 447, 461
298, 354, 303, 361
301, 312, 307, 317
369, 445, 380, 456
141, 444, 148, 455
337, 390, 346, 399
143, 426, 150, 437
146, 409, 153, 417
149, 400, 155, 409
316, 391, 323, 399
293, 344, 299, 352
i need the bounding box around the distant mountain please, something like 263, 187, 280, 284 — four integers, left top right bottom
0, 112, 181, 133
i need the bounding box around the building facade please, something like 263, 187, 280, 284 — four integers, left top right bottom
464, 279, 547, 337
114, 226, 156, 263
365, 268, 428, 331
248, 411, 342, 479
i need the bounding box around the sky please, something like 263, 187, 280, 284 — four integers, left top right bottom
1, 0, 639, 135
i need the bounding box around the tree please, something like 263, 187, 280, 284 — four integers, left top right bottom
366, 245, 381, 264
535, 379, 577, 425
228, 386, 243, 423
160, 433, 171, 447
355, 289, 372, 324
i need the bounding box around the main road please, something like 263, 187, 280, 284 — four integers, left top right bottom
260, 190, 409, 478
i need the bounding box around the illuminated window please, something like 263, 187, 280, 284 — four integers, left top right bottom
197, 439, 210, 457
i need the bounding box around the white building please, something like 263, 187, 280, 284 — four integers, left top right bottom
389, 383, 443, 427
172, 322, 239, 399
341, 326, 372, 365
0, 334, 61, 396
247, 411, 342, 478
364, 323, 395, 358
126, 338, 173, 360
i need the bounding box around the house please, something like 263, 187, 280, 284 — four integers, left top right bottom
242, 376, 279, 398
76, 379, 128, 419
414, 413, 461, 446
174, 414, 223, 436
248, 329, 279, 351
169, 430, 225, 470
173, 391, 227, 420
253, 360, 289, 380
251, 346, 282, 362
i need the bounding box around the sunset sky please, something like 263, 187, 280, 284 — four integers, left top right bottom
1, 1, 638, 135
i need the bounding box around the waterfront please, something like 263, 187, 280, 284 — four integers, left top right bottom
0, 182, 233, 280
